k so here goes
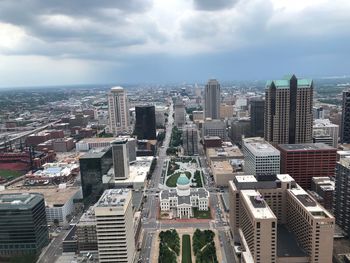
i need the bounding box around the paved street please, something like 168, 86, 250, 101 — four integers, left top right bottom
37, 229, 68, 263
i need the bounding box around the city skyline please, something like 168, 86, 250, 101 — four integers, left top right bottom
1, 0, 350, 86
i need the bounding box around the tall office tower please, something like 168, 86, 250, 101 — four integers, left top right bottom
264, 75, 313, 144
204, 79, 221, 119
95, 189, 135, 263
341, 90, 350, 143
242, 137, 280, 176
277, 143, 337, 189
313, 118, 339, 148
250, 98, 265, 137
174, 97, 185, 127
334, 158, 350, 237
134, 105, 156, 140
80, 147, 113, 204
112, 138, 130, 179
182, 124, 199, 156
229, 174, 335, 263
108, 87, 130, 136
126, 137, 137, 163
229, 118, 251, 146
0, 193, 49, 258
202, 119, 227, 140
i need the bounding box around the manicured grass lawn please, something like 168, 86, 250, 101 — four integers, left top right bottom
166, 171, 192, 187
0, 169, 22, 180
182, 235, 192, 263
193, 208, 212, 219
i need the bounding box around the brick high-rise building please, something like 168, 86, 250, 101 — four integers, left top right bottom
264, 75, 313, 144
277, 143, 337, 189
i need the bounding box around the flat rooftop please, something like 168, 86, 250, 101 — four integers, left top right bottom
79, 137, 115, 143
79, 146, 111, 159
277, 224, 308, 258
243, 137, 280, 156
211, 160, 233, 174
207, 147, 243, 159
96, 189, 130, 207
0, 192, 43, 210
241, 190, 276, 219
278, 143, 335, 151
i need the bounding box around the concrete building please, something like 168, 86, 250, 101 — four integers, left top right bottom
76, 207, 98, 253
112, 139, 130, 180
134, 105, 156, 140
182, 124, 199, 156
52, 138, 75, 152
229, 174, 335, 263
206, 144, 244, 162
250, 98, 264, 137
174, 97, 186, 127
277, 143, 337, 189
242, 137, 280, 176
205, 79, 221, 119
95, 189, 135, 263
229, 117, 251, 146
193, 110, 204, 122
108, 87, 130, 135
202, 119, 227, 140
313, 118, 339, 148
264, 75, 313, 144
160, 174, 209, 218
0, 193, 49, 258
334, 158, 350, 237
220, 103, 234, 119
155, 106, 167, 127
341, 90, 350, 143
312, 130, 334, 147
309, 177, 334, 210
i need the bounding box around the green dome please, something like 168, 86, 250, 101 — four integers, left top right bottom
177, 174, 190, 185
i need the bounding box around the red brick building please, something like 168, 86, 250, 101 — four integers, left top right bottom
277, 143, 337, 189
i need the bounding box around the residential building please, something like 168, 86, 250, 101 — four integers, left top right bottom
95, 189, 135, 263
182, 124, 199, 156
242, 137, 280, 176
334, 158, 350, 237
277, 143, 337, 189
134, 105, 156, 140
264, 75, 313, 144
108, 87, 130, 135
341, 90, 350, 143
112, 139, 130, 180
250, 98, 264, 137
229, 174, 335, 263
0, 193, 49, 258
313, 118, 339, 148
204, 79, 221, 119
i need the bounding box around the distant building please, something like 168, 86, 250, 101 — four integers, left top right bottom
155, 106, 167, 127
192, 110, 204, 122
341, 90, 350, 143
220, 104, 234, 119
242, 137, 280, 176
112, 139, 130, 180
182, 124, 198, 156
134, 105, 156, 140
229, 118, 250, 146
204, 79, 221, 119
229, 174, 335, 263
313, 118, 339, 148
334, 158, 350, 237
108, 87, 130, 135
202, 119, 227, 140
174, 98, 186, 127
95, 189, 135, 263
309, 177, 334, 210
313, 106, 325, 119
160, 174, 209, 218
264, 75, 313, 144
250, 98, 264, 137
0, 193, 49, 258
277, 143, 337, 189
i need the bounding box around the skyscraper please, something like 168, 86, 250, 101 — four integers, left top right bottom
204, 79, 221, 119
174, 97, 185, 127
264, 75, 313, 144
250, 98, 265, 137
341, 90, 350, 143
95, 189, 135, 263
108, 87, 130, 135
134, 105, 156, 140
112, 138, 130, 179
182, 124, 199, 156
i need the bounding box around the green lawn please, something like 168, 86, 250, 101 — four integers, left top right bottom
182, 235, 192, 263
166, 171, 192, 187
193, 208, 212, 219
0, 169, 22, 180
193, 170, 203, 187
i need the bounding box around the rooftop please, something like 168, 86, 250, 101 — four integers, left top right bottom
96, 189, 130, 207
79, 146, 111, 159
266, 76, 313, 89
211, 160, 233, 174
0, 192, 43, 210
241, 190, 276, 219
278, 143, 335, 151
243, 137, 280, 156
313, 118, 339, 127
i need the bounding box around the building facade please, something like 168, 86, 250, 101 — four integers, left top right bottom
134, 105, 156, 140
95, 189, 135, 263
112, 139, 130, 180
277, 143, 337, 189
204, 79, 221, 119
250, 98, 265, 137
182, 124, 199, 156
313, 118, 339, 148
264, 75, 313, 144
174, 97, 186, 127
202, 119, 227, 140
108, 87, 130, 135
341, 90, 350, 143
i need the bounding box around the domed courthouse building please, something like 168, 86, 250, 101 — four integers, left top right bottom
160, 174, 209, 218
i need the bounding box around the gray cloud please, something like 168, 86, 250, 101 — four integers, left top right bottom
192, 0, 239, 11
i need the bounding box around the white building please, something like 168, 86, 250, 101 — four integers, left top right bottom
95, 189, 135, 263
108, 87, 130, 135
242, 137, 280, 176
313, 118, 339, 148
160, 174, 209, 218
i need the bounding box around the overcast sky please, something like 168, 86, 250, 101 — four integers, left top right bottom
0, 0, 350, 87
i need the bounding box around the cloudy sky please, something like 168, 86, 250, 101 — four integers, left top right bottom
0, 0, 350, 87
